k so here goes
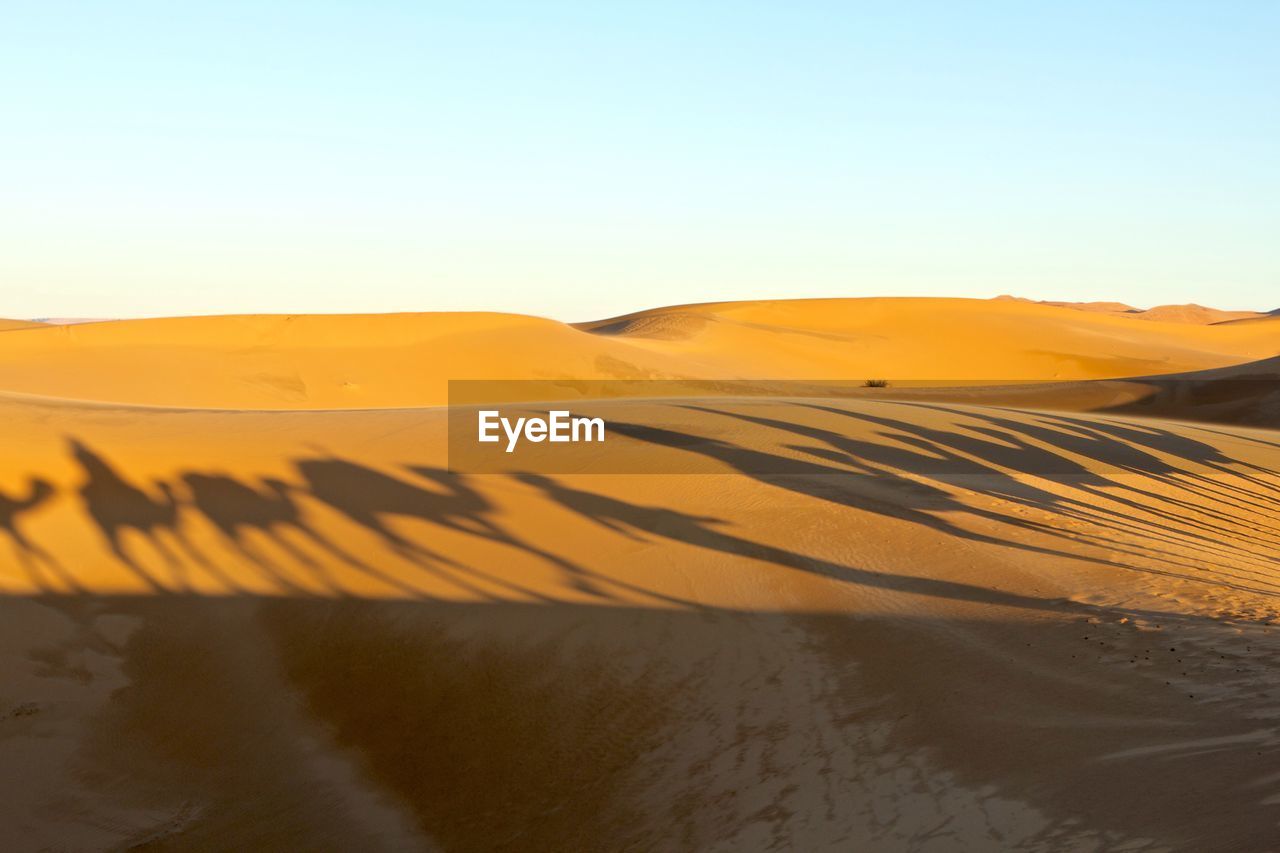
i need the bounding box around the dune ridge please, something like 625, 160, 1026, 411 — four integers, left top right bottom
993, 295, 1272, 325
0, 318, 47, 332
0, 298, 1275, 410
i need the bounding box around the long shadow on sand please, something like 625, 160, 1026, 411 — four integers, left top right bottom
604, 403, 1280, 597
18, 409, 1279, 617
815, 402, 1280, 566
53, 442, 701, 606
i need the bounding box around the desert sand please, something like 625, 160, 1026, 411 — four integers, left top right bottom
993, 296, 1272, 325
0, 297, 1276, 409
1, 297, 1278, 851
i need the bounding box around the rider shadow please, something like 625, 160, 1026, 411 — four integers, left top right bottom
287, 455, 513, 600
180, 471, 428, 597
286, 454, 642, 602
406, 465, 691, 605
67, 439, 216, 593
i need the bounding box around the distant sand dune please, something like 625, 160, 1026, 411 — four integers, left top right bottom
0, 318, 47, 332
994, 295, 1271, 325
859, 352, 1280, 428
0, 298, 1274, 409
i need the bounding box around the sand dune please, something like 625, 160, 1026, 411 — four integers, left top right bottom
829, 352, 1280, 429
576, 297, 1278, 382
0, 318, 46, 332
1, 298, 1278, 851
0, 298, 1274, 409
994, 295, 1272, 325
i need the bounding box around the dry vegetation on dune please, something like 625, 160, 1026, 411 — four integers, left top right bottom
1, 297, 1279, 851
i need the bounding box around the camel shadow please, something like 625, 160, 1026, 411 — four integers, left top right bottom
40, 411, 1280, 610
0, 476, 78, 591
68, 439, 214, 592
285, 454, 684, 603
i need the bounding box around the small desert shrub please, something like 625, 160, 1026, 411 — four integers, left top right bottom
864, 379, 889, 388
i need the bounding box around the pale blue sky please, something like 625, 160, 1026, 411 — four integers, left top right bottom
2, 1, 1276, 320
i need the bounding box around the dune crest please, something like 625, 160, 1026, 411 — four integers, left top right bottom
994, 294, 1269, 325
0, 298, 1273, 409
0, 318, 46, 332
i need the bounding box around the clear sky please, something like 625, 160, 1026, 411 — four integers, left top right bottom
2, 1, 1276, 321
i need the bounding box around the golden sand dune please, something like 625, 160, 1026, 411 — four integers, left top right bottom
577, 297, 1279, 381
0, 318, 46, 332
1136, 304, 1269, 324
836, 352, 1280, 429
1, 299, 1278, 851
0, 298, 1275, 409
994, 295, 1273, 325
0, 311, 699, 409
